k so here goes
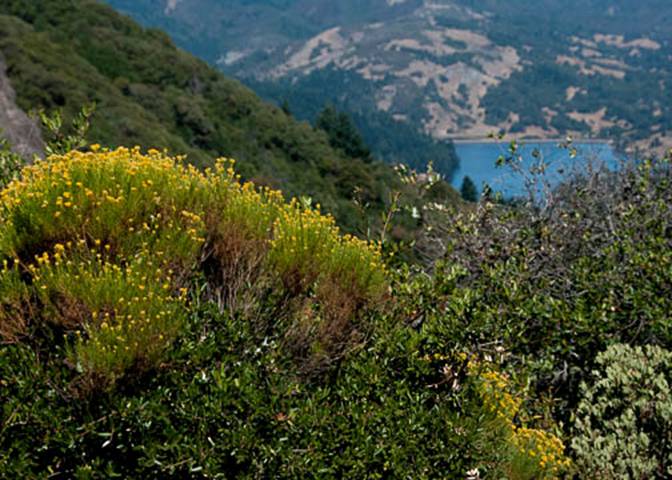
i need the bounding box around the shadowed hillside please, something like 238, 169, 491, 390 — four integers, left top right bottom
0, 0, 410, 230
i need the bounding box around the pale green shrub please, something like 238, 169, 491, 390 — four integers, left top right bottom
572, 343, 672, 478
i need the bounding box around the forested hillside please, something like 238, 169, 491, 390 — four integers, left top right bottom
106, 0, 463, 177
108, 0, 672, 157
0, 0, 406, 230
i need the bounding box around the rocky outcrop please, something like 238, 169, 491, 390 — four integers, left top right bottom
0, 54, 44, 160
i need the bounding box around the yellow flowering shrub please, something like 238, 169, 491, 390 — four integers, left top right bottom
322, 233, 386, 301
0, 147, 387, 388
199, 160, 285, 312
269, 204, 341, 292
475, 364, 571, 478
0, 146, 207, 266
32, 247, 187, 388
208, 159, 285, 240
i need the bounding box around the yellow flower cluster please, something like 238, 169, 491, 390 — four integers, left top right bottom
269, 200, 386, 299
0, 146, 387, 386
514, 427, 572, 473
0, 146, 208, 263
32, 245, 185, 385
480, 370, 523, 422
476, 365, 571, 477
210, 160, 285, 242
270, 204, 339, 274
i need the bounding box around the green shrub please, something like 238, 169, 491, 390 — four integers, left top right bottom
0, 146, 567, 478
0, 259, 30, 341
572, 343, 672, 479
34, 251, 189, 390
410, 156, 672, 425
0, 298, 567, 479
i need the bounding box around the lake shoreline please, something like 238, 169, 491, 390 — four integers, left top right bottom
451, 138, 612, 145
451, 141, 619, 197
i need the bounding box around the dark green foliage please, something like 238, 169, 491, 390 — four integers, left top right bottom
0, 298, 528, 479
0, 138, 23, 189
413, 157, 672, 430
460, 175, 478, 202
315, 105, 371, 162
280, 99, 292, 116
0, 0, 406, 231
38, 103, 95, 156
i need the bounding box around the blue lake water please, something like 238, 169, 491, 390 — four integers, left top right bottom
451, 141, 621, 198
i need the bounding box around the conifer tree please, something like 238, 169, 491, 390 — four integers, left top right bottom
316, 105, 372, 162
460, 175, 478, 202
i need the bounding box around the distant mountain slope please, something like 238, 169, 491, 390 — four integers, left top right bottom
107, 0, 462, 177
0, 0, 404, 230
107, 0, 672, 156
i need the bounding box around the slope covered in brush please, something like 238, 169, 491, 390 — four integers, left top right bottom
0, 0, 400, 229
0, 147, 569, 478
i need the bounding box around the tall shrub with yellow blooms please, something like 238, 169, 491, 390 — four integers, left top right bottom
0, 147, 386, 390
476, 364, 572, 478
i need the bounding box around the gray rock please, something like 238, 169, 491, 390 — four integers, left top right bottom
0, 54, 44, 161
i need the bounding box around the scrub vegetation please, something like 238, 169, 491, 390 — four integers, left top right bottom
1, 1, 672, 478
